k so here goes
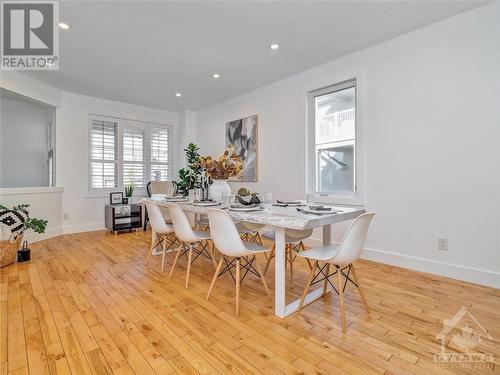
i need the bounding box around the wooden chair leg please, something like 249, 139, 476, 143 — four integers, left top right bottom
235, 258, 241, 316
253, 257, 270, 296
256, 232, 263, 245
288, 246, 294, 289
350, 263, 370, 313
263, 246, 275, 275
168, 245, 182, 279
336, 266, 347, 333
206, 257, 224, 300
161, 235, 167, 272
185, 244, 193, 288
146, 230, 156, 264
322, 263, 330, 296
306, 259, 313, 270
285, 244, 288, 274
208, 241, 218, 269
299, 261, 317, 310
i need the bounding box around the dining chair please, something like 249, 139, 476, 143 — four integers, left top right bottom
196, 214, 210, 231
165, 203, 218, 288
206, 209, 270, 316
296, 213, 375, 333
143, 199, 179, 272
262, 228, 314, 288
235, 222, 265, 245
144, 180, 174, 230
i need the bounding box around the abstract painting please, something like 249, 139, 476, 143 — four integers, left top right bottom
225, 114, 258, 181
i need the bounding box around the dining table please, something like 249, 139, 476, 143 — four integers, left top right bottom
151, 195, 365, 318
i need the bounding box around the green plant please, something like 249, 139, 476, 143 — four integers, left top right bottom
237, 187, 250, 197
177, 143, 201, 194
124, 183, 135, 197
0, 204, 47, 235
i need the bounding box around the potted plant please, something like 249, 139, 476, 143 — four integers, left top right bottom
0, 204, 47, 268
236, 187, 261, 206
198, 144, 243, 202
124, 183, 135, 203
177, 143, 201, 195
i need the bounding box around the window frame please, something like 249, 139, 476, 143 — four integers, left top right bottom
87, 114, 173, 196
88, 117, 119, 192
306, 77, 364, 205
149, 125, 172, 183
122, 126, 146, 190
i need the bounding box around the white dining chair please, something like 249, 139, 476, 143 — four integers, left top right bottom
235, 222, 265, 245
297, 213, 375, 333
165, 203, 218, 288
196, 214, 210, 231
262, 228, 314, 288
206, 209, 270, 316
143, 199, 179, 272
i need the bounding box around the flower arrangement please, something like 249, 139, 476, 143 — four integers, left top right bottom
198, 145, 243, 180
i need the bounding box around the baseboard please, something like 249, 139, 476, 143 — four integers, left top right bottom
21, 223, 105, 244
23, 226, 63, 243
303, 237, 500, 289
62, 222, 106, 234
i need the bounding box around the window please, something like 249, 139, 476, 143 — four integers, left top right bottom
90, 119, 118, 189
150, 126, 171, 181
88, 115, 172, 192
47, 121, 55, 187
308, 79, 357, 196
123, 128, 144, 188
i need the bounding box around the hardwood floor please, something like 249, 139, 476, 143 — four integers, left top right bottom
1, 230, 499, 374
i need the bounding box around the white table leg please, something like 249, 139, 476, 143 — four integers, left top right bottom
322, 224, 332, 292
274, 227, 287, 317
194, 213, 200, 230
274, 224, 334, 318
323, 224, 331, 246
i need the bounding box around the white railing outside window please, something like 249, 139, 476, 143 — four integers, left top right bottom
318, 108, 355, 142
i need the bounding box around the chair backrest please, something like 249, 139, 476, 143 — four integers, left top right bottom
207, 209, 251, 257
148, 181, 173, 196
330, 213, 375, 264
286, 228, 313, 241
164, 203, 198, 243
238, 222, 265, 231
143, 199, 172, 234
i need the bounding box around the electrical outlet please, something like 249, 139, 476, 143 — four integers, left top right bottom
64, 213, 69, 220
438, 238, 448, 251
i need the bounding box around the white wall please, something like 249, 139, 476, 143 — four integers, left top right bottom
56, 92, 180, 233
0, 187, 63, 242
0, 95, 54, 188
177, 110, 198, 168
0, 71, 62, 107
0, 73, 182, 237
196, 3, 500, 287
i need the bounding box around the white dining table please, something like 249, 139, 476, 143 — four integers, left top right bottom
152, 196, 365, 318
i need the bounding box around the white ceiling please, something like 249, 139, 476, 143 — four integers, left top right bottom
23, 1, 486, 112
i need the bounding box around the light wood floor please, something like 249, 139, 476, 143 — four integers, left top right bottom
1, 230, 499, 375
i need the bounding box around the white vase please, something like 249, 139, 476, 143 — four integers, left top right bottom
209, 180, 231, 203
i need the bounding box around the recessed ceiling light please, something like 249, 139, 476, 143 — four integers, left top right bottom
175, 92, 182, 97
58, 22, 70, 30
212, 73, 220, 79
270, 43, 279, 50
